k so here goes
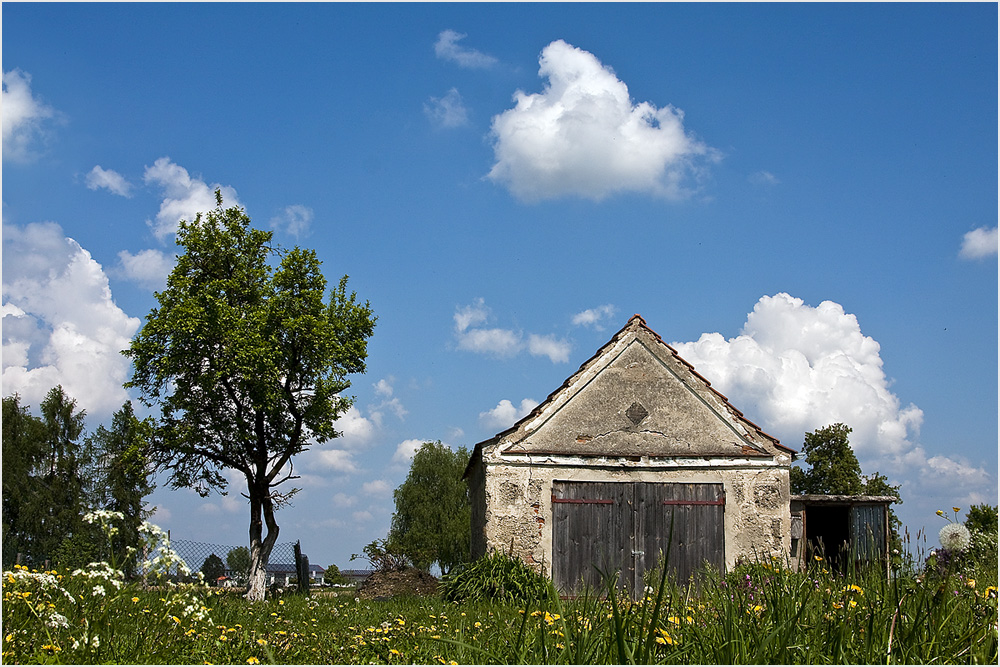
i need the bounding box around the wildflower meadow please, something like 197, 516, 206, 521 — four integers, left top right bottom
3, 510, 996, 664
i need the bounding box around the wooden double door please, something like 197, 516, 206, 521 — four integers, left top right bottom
551, 481, 725, 597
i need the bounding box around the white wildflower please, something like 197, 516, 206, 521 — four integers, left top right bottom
939, 523, 971, 551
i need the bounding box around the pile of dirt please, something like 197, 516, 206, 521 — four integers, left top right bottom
356, 567, 439, 599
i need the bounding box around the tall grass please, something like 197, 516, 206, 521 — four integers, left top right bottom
3, 512, 997, 664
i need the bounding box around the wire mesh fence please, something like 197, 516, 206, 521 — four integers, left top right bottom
141, 537, 314, 590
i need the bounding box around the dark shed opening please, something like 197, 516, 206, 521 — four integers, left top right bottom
791, 495, 896, 573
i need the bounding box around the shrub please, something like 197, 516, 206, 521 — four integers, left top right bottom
441, 551, 553, 604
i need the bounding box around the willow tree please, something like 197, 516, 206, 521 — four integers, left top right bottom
125, 193, 375, 601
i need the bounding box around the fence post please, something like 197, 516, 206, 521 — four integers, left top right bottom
294, 541, 309, 595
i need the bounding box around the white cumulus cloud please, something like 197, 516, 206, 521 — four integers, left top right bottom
143, 157, 240, 240
425, 87, 470, 128
117, 248, 174, 291
670, 293, 994, 513
672, 293, 923, 464
480, 398, 540, 431
959, 226, 998, 259
1, 221, 141, 418
2, 69, 57, 162
434, 30, 497, 69
488, 40, 714, 202
332, 405, 377, 449
85, 165, 133, 197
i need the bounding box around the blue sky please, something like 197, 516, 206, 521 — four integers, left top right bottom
3, 2, 996, 570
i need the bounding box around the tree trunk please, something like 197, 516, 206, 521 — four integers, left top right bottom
245, 481, 279, 602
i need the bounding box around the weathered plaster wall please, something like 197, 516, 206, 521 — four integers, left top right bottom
475, 456, 790, 576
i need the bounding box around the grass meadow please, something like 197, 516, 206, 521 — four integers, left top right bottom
3, 513, 997, 664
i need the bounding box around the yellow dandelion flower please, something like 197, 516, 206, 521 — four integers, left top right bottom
813, 555, 823, 561
848, 600, 857, 609
952, 507, 961, 513
936, 510, 944, 516
132, 596, 140, 603
247, 659, 260, 665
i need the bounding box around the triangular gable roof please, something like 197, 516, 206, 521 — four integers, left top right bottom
465, 314, 792, 477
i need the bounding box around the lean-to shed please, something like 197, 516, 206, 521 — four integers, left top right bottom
464, 315, 797, 597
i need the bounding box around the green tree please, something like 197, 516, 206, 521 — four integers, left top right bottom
87, 401, 156, 577
125, 194, 376, 601
226, 546, 251, 585
2, 394, 47, 566
388, 441, 471, 574
790, 423, 864, 495
323, 563, 346, 585
35, 387, 92, 567
201, 553, 226, 585
965, 504, 998, 534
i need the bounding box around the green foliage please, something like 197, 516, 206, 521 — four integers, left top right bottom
2, 392, 157, 572
387, 441, 471, 574
124, 194, 376, 600
226, 546, 251, 585
440, 551, 554, 604
201, 554, 226, 585
87, 401, 156, 577
1, 388, 94, 569
2, 394, 47, 566
323, 564, 347, 585
351, 538, 409, 573
965, 503, 998, 534
791, 423, 864, 495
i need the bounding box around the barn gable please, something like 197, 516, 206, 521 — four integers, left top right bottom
465, 314, 794, 597
497, 314, 787, 460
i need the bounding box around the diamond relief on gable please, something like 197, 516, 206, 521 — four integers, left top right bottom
625, 401, 649, 425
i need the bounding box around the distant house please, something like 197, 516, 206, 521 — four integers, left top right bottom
266, 560, 325, 586
339, 569, 374, 586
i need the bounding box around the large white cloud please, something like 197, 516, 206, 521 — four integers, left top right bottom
2, 69, 56, 162
2, 221, 141, 417
959, 226, 998, 259
488, 40, 713, 202
671, 293, 993, 511
143, 157, 240, 239
673, 294, 923, 463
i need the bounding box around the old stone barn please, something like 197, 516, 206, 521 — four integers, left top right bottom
464, 314, 797, 597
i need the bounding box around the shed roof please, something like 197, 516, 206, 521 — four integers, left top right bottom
465, 314, 792, 477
